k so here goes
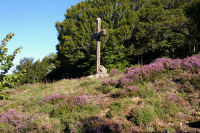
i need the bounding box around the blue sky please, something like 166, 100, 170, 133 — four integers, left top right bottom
0, 0, 82, 69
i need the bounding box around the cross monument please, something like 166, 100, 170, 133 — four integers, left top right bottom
91, 18, 106, 74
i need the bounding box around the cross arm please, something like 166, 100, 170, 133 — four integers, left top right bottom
91, 29, 107, 40
91, 34, 98, 40
99, 29, 106, 36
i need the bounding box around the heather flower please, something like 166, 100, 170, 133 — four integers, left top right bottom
181, 55, 200, 72
154, 58, 182, 70
168, 94, 184, 104
102, 78, 119, 87
0, 101, 7, 107
64, 95, 88, 106
141, 63, 164, 78
124, 86, 139, 92
0, 109, 36, 131
41, 93, 66, 105
168, 59, 182, 69
120, 77, 134, 86
109, 69, 120, 76
125, 68, 141, 78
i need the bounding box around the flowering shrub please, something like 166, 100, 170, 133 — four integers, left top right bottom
181, 55, 200, 73
41, 93, 65, 105
102, 78, 119, 87
50, 95, 98, 132
117, 54, 200, 87
81, 116, 130, 132
168, 94, 185, 105
0, 101, 7, 107
119, 62, 164, 86
0, 109, 61, 132
109, 69, 120, 76
124, 86, 139, 92
64, 95, 88, 106
154, 58, 181, 70
141, 63, 164, 78
0, 109, 35, 132
120, 77, 134, 86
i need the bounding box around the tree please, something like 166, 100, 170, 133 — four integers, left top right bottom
184, 0, 200, 55
56, 0, 192, 78
0, 33, 22, 99
15, 53, 57, 84
56, 0, 138, 78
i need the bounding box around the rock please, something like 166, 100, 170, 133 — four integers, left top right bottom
99, 65, 109, 77
88, 74, 100, 79
88, 65, 109, 79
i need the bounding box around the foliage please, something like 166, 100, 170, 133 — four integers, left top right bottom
96, 85, 116, 94
0, 109, 61, 132
0, 55, 200, 132
55, 0, 199, 78
0, 33, 23, 99
129, 105, 156, 125
50, 95, 99, 132
14, 53, 57, 84
81, 116, 132, 133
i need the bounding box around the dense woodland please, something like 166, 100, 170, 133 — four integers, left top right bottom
55, 0, 200, 78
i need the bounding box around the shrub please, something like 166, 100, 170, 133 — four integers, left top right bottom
0, 109, 61, 132
106, 102, 123, 118
0, 33, 23, 99
41, 93, 66, 105
109, 69, 121, 76
154, 58, 182, 70
81, 116, 133, 133
96, 85, 117, 94
181, 55, 200, 73
102, 78, 119, 87
147, 97, 180, 122
50, 95, 99, 132
168, 94, 185, 105
124, 86, 139, 92
129, 105, 156, 125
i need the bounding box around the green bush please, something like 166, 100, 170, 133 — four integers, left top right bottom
134, 86, 156, 98
96, 85, 117, 94
106, 102, 123, 118
50, 102, 100, 132
146, 97, 181, 122
130, 105, 156, 125
0, 33, 23, 99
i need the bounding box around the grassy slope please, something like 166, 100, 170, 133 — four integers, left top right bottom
0, 70, 200, 132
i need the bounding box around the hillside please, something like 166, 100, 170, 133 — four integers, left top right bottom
0, 55, 200, 132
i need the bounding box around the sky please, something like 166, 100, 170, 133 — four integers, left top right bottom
0, 0, 83, 70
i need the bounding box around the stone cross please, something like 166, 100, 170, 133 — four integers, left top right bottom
91, 18, 106, 74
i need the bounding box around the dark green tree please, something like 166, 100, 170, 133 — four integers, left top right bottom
184, 0, 200, 55
15, 53, 57, 84
56, 0, 191, 78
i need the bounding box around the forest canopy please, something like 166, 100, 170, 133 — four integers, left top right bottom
55, 0, 200, 78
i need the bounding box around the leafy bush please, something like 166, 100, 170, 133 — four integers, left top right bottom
41, 93, 66, 105
146, 97, 181, 122
14, 53, 57, 84
0, 109, 61, 132
129, 105, 156, 125
106, 102, 123, 118
109, 69, 121, 76
0, 33, 23, 99
50, 95, 99, 132
96, 85, 117, 94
